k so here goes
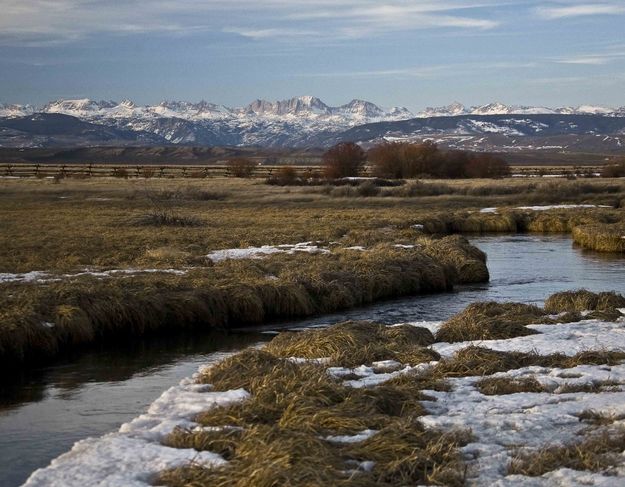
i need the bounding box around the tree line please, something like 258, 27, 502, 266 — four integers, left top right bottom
323, 141, 510, 179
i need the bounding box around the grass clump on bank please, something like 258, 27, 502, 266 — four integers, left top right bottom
508, 428, 625, 477
264, 320, 437, 367
544, 290, 625, 314
433, 346, 625, 378
436, 302, 545, 343
476, 377, 548, 395
573, 223, 625, 253
160, 321, 471, 487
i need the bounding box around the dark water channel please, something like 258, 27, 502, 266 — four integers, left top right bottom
1, 235, 624, 486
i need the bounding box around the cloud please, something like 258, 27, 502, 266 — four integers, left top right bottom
0, 0, 505, 45
557, 56, 611, 65
537, 3, 625, 19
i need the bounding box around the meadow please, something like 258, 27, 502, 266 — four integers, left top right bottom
1, 176, 624, 367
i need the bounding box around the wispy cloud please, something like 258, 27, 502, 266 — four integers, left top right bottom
537, 3, 625, 19
0, 0, 506, 45
297, 60, 538, 79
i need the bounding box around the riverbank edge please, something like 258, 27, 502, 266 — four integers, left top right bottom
0, 236, 488, 369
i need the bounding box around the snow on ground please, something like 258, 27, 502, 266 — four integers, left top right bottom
433, 318, 625, 358
479, 204, 611, 214
23, 367, 248, 487
206, 241, 329, 262
422, 362, 625, 486
515, 204, 612, 211
0, 268, 187, 284
325, 429, 378, 444
421, 314, 625, 486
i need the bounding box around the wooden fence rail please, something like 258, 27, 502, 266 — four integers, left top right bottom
0, 163, 603, 179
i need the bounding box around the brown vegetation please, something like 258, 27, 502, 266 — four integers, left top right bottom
368, 141, 510, 179
436, 302, 544, 343
572, 223, 625, 253
509, 428, 625, 476
544, 290, 625, 313
226, 158, 256, 178
322, 142, 367, 179
160, 321, 472, 487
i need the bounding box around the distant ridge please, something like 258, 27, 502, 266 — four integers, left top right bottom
0, 96, 623, 150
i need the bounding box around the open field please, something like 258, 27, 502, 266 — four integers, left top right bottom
24, 290, 625, 486
1, 177, 624, 367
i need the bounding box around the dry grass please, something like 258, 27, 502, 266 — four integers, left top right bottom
556, 380, 621, 394
573, 223, 625, 253
509, 428, 625, 476
476, 377, 548, 395
436, 302, 545, 343
264, 321, 437, 367
544, 290, 625, 314
160, 323, 472, 487
1, 176, 622, 365
346, 420, 473, 486
1, 239, 482, 365
433, 346, 625, 378
576, 410, 625, 425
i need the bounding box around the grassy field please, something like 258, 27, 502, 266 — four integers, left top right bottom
1, 177, 624, 366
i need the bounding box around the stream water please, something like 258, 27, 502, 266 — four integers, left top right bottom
1, 235, 624, 487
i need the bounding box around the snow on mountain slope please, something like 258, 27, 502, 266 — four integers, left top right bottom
1, 96, 624, 148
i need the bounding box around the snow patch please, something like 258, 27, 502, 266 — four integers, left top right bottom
23, 369, 249, 487
325, 429, 377, 444
206, 242, 329, 263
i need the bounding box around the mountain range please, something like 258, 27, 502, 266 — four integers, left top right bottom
0, 96, 624, 151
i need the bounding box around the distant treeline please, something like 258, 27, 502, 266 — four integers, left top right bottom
321, 141, 510, 179
367, 141, 510, 179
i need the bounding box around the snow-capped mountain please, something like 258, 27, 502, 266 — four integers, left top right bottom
414, 102, 625, 118
0, 96, 624, 149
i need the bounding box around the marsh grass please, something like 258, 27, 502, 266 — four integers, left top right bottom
556, 380, 621, 394
508, 428, 625, 476
436, 302, 545, 343
1, 239, 484, 364
264, 321, 436, 367
433, 347, 625, 378
161, 321, 471, 487
577, 410, 625, 425
573, 223, 625, 253
544, 290, 625, 314
476, 377, 548, 395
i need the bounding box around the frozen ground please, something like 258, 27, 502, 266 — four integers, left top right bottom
480, 204, 612, 214
23, 312, 625, 486
206, 241, 329, 262
0, 268, 187, 284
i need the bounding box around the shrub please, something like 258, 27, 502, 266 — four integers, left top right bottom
368, 141, 510, 179
113, 167, 129, 179
322, 142, 366, 179
356, 181, 381, 197
601, 159, 625, 178
267, 166, 299, 186
227, 158, 256, 178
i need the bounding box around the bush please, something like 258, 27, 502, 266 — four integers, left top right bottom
356, 181, 381, 197
322, 142, 366, 179
368, 142, 510, 179
266, 166, 299, 186
601, 159, 625, 178
227, 158, 256, 178
113, 167, 129, 179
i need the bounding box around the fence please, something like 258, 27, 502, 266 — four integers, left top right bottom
0, 163, 604, 179
0, 164, 324, 179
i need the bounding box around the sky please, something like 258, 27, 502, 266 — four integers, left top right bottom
0, 0, 624, 111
